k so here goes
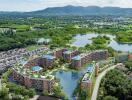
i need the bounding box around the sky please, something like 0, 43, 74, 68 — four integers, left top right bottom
0, 0, 132, 12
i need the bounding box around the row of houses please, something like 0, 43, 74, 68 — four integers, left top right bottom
0, 47, 48, 71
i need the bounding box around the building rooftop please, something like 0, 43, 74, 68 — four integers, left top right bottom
82, 73, 90, 82
63, 50, 72, 54
42, 55, 55, 60
72, 55, 81, 60
87, 66, 94, 73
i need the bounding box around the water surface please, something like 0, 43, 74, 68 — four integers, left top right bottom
53, 64, 94, 99
72, 33, 132, 52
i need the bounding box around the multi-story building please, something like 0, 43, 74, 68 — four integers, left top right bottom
63, 50, 79, 62
12, 68, 54, 93
51, 48, 67, 59
71, 50, 108, 69
24, 57, 42, 68
42, 55, 56, 68
91, 50, 108, 61
81, 65, 94, 94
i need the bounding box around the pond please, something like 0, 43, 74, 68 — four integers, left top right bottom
53, 64, 94, 99
71, 33, 132, 52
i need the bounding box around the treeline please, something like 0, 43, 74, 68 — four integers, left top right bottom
0, 25, 91, 51
98, 69, 132, 100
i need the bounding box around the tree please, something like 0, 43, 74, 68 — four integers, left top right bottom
43, 90, 49, 96
103, 96, 118, 100
0, 87, 9, 100
98, 69, 132, 100
27, 89, 36, 98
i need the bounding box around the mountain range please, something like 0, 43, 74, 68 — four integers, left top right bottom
1, 6, 132, 16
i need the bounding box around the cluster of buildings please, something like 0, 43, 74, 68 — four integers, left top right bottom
0, 27, 16, 34
0, 47, 48, 71
0, 48, 27, 71
12, 48, 109, 94
12, 48, 67, 93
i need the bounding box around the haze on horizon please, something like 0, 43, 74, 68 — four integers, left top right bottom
0, 0, 132, 12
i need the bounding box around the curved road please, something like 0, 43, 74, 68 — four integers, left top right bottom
91, 63, 123, 100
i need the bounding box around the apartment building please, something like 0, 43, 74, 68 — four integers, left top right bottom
71, 50, 108, 69
81, 64, 94, 94
42, 55, 56, 68
63, 50, 80, 62
12, 69, 54, 93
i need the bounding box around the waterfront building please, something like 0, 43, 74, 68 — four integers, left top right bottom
63, 50, 79, 62
81, 64, 95, 94
71, 50, 108, 69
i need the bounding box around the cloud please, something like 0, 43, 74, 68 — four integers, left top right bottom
0, 0, 132, 11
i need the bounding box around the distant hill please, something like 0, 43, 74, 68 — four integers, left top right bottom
30, 5, 132, 15
0, 5, 132, 16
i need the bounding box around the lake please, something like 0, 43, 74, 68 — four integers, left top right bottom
72, 33, 132, 52
53, 64, 94, 99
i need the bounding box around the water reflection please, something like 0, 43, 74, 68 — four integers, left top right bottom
53, 64, 93, 99
72, 33, 132, 52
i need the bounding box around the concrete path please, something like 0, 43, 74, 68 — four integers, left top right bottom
91, 63, 123, 100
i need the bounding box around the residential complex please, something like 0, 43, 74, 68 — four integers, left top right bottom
11, 47, 110, 95
0, 47, 48, 71
71, 50, 108, 69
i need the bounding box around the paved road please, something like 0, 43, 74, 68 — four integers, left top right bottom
91, 63, 122, 100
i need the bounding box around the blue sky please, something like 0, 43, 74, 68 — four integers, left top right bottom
0, 0, 132, 11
